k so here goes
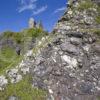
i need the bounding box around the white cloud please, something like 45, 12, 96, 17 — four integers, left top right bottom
19, 0, 37, 5
18, 0, 37, 13
33, 5, 47, 15
17, 0, 47, 15
18, 4, 36, 13
54, 7, 66, 14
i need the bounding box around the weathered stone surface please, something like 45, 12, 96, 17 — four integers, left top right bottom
61, 55, 78, 69
71, 37, 82, 44
7, 69, 22, 83
66, 32, 83, 38
29, 0, 100, 100
92, 43, 100, 54
0, 75, 8, 90
78, 82, 94, 94
60, 42, 79, 54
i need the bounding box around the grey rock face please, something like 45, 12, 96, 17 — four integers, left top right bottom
92, 43, 100, 54
60, 42, 79, 55
66, 32, 84, 38
29, 0, 100, 99
70, 37, 81, 45
79, 82, 94, 94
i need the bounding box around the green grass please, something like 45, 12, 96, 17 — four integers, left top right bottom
2, 28, 48, 44
0, 46, 17, 59
78, 0, 94, 11
0, 56, 23, 75
26, 28, 48, 38
0, 59, 11, 73
0, 46, 22, 74
95, 6, 100, 24
98, 96, 100, 100
0, 75, 47, 100
93, 29, 100, 36
95, 16, 100, 24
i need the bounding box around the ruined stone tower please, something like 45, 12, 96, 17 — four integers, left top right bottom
29, 18, 36, 28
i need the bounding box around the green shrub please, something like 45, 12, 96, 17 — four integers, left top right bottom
13, 32, 24, 44
27, 28, 47, 38
3, 31, 14, 38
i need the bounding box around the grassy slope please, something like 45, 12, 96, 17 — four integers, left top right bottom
0, 28, 47, 74
0, 75, 47, 100
0, 46, 22, 74
0, 28, 48, 99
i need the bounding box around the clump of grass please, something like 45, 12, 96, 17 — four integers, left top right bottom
0, 46, 22, 74
93, 29, 100, 36
0, 59, 11, 73
95, 6, 100, 24
95, 16, 100, 24
78, 0, 94, 11
97, 6, 100, 13
0, 75, 47, 100
1, 46, 17, 59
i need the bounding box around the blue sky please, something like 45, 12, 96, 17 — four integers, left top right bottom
0, 0, 67, 32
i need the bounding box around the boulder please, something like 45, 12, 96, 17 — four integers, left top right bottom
60, 42, 79, 55
7, 69, 22, 83
0, 75, 8, 90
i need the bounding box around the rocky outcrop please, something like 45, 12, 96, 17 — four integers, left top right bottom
29, 0, 100, 100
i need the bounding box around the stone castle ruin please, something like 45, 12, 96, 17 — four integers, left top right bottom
28, 18, 43, 29
29, 18, 36, 28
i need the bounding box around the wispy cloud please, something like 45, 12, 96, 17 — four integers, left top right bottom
33, 5, 47, 15
18, 0, 37, 5
54, 7, 66, 14
17, 0, 47, 15
18, 4, 36, 13
18, 0, 37, 13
